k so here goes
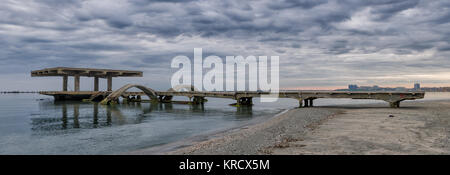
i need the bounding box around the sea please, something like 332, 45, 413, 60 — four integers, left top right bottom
0, 92, 449, 154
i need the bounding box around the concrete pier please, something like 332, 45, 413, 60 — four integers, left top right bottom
302, 98, 315, 107
32, 67, 142, 92
94, 77, 99, 91
63, 75, 68, 91
107, 75, 112, 91
32, 67, 425, 108
74, 74, 80, 92
39, 86, 425, 108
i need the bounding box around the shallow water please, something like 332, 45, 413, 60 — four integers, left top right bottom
0, 92, 448, 154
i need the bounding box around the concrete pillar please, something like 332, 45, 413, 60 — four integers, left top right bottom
63, 75, 68, 91
310, 99, 314, 107
298, 99, 303, 108
107, 75, 112, 91
390, 101, 400, 108
246, 97, 253, 105
74, 74, 80, 92
193, 96, 205, 104
389, 102, 395, 108
94, 77, 99, 91
162, 95, 173, 103
304, 99, 309, 107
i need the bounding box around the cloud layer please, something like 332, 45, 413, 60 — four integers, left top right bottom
1, 0, 449, 90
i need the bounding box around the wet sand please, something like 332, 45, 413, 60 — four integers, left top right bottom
132, 100, 450, 155
270, 100, 450, 155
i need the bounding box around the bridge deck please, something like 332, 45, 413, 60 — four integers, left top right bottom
156, 91, 424, 100
41, 90, 424, 98
40, 90, 425, 108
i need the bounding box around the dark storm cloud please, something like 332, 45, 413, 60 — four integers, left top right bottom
369, 0, 419, 20
267, 0, 327, 10
69, 43, 129, 51
21, 37, 54, 43
0, 0, 450, 89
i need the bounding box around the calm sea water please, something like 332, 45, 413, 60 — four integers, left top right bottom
0, 92, 449, 154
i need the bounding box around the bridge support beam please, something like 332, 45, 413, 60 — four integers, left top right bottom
63, 75, 68, 91
298, 99, 303, 108
304, 99, 309, 107
107, 75, 112, 91
303, 99, 314, 107
192, 96, 206, 104
389, 101, 401, 108
74, 74, 80, 92
94, 77, 99, 91
236, 97, 253, 106
124, 95, 142, 103
159, 95, 173, 103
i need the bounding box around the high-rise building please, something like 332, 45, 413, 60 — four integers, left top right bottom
414, 83, 421, 90
348, 84, 358, 91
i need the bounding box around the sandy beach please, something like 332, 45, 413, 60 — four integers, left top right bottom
130, 100, 450, 155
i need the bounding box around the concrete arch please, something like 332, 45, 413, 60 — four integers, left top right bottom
101, 84, 158, 104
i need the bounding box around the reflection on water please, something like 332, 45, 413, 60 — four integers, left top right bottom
0, 94, 266, 154
30, 100, 254, 136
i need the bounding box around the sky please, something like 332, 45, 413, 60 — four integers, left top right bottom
0, 0, 450, 91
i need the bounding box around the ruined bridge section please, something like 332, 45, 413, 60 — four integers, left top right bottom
32, 67, 425, 108
31, 67, 142, 93
100, 84, 158, 105
156, 90, 425, 108
94, 84, 424, 108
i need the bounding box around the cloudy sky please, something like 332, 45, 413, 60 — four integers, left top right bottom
0, 0, 449, 91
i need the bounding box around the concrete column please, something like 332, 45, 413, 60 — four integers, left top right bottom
74, 74, 80, 92
304, 99, 309, 107
63, 75, 68, 91
107, 75, 112, 91
193, 96, 204, 104
243, 97, 252, 105
298, 99, 303, 108
310, 99, 314, 107
94, 77, 99, 91
390, 101, 400, 108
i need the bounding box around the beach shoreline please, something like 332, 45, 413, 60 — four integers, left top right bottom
128, 99, 450, 155
127, 105, 342, 155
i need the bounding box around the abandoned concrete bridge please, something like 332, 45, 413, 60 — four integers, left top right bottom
40, 84, 425, 108
33, 67, 425, 108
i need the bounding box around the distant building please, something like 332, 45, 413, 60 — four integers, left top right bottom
348, 84, 358, 91
414, 83, 421, 90
340, 83, 449, 92
359, 86, 372, 91
395, 87, 407, 91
